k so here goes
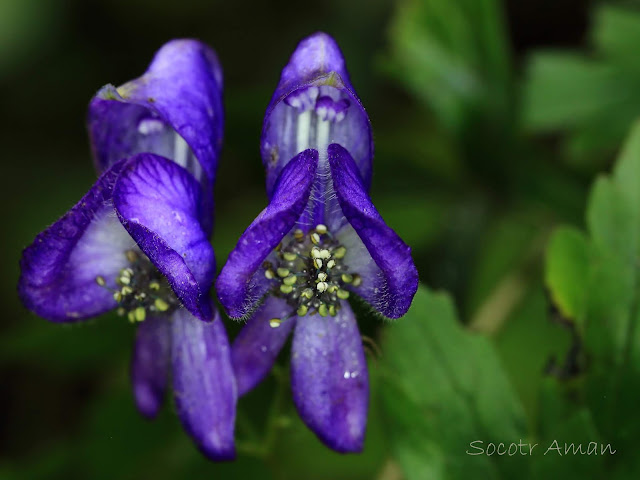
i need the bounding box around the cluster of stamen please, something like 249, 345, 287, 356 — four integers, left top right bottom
263, 224, 361, 328
95, 250, 179, 323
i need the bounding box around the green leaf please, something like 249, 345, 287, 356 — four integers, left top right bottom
379, 285, 529, 480
592, 6, 640, 64
386, 0, 512, 133
531, 408, 605, 480
544, 226, 590, 323
522, 5, 640, 162
523, 53, 620, 130
543, 121, 640, 469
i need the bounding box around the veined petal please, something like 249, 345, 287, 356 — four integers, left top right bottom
216, 149, 318, 319
231, 296, 295, 396
113, 153, 215, 321
261, 32, 373, 197
171, 308, 237, 461
131, 314, 171, 418
328, 143, 418, 318
18, 160, 135, 322
88, 39, 223, 183
291, 301, 368, 453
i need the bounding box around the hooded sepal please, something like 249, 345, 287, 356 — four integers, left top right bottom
261, 33, 373, 196
88, 39, 223, 183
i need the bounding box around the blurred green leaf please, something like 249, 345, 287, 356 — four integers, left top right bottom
523, 5, 640, 163
379, 285, 529, 479
386, 0, 512, 134
523, 54, 620, 130
544, 227, 590, 324
592, 6, 640, 65
544, 121, 640, 471
530, 408, 605, 480
494, 289, 571, 421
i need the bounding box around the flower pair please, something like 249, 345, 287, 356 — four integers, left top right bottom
18, 33, 418, 458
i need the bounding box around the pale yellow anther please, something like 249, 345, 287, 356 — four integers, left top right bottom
95, 275, 106, 287
318, 304, 329, 317
119, 275, 131, 285
352, 274, 362, 287
311, 247, 321, 259
294, 229, 304, 241
326, 259, 336, 269
297, 305, 308, 316
333, 246, 347, 259
329, 305, 337, 316
283, 252, 297, 262
277, 267, 290, 278
155, 298, 170, 312
313, 258, 323, 269
121, 286, 133, 295
328, 285, 338, 294
113, 291, 122, 302
269, 318, 282, 328
301, 288, 314, 299
319, 249, 331, 259
127, 311, 136, 323
125, 250, 138, 263
341, 273, 353, 284
310, 232, 321, 245
317, 281, 329, 293
283, 275, 297, 286
149, 280, 161, 291
337, 289, 350, 299
315, 224, 328, 234
134, 307, 146, 322
265, 269, 275, 280
317, 272, 328, 282
280, 284, 294, 294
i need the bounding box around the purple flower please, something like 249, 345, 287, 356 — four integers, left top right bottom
18, 40, 236, 461
216, 33, 418, 453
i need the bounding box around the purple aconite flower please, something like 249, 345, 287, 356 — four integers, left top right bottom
18, 40, 236, 461
216, 33, 418, 453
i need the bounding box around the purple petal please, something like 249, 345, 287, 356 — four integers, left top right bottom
113, 153, 215, 321
18, 160, 135, 322
328, 143, 418, 318
216, 149, 318, 319
261, 32, 373, 197
131, 315, 171, 418
291, 301, 368, 453
171, 308, 237, 461
231, 296, 295, 396
88, 39, 223, 183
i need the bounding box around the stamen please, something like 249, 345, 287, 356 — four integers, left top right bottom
95, 249, 179, 322
269, 318, 282, 328
263, 226, 361, 319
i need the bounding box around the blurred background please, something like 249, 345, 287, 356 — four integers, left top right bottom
3, 0, 640, 478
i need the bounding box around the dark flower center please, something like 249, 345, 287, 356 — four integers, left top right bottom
95, 250, 179, 322
263, 224, 360, 327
